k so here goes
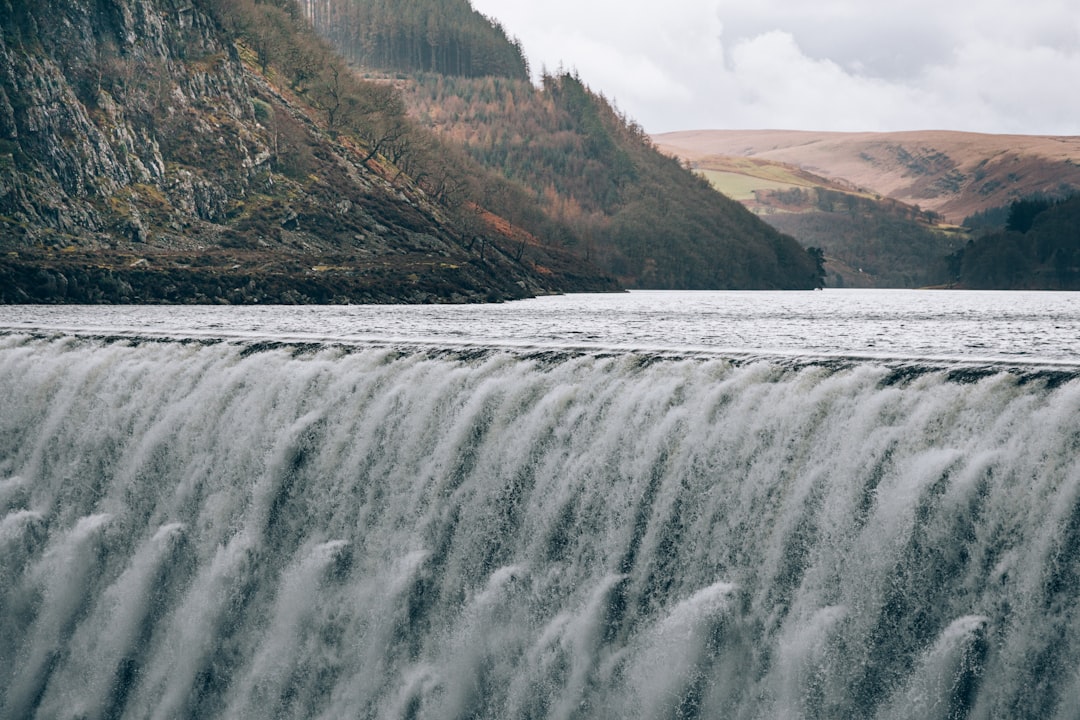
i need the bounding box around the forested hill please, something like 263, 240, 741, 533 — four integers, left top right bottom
299, 0, 529, 80
0, 0, 617, 303
310, 0, 822, 289
405, 72, 823, 289
949, 195, 1080, 289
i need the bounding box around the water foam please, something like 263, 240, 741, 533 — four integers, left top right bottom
3, 335, 1080, 718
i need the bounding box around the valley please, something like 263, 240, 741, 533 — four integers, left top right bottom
655, 129, 1080, 287
655, 129, 1080, 224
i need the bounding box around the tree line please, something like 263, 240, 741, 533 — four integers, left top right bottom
949, 195, 1080, 289
298, 0, 529, 80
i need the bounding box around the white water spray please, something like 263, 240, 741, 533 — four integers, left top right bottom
2, 333, 1080, 718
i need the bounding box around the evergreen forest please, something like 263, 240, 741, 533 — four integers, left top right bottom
298, 0, 529, 79
401, 72, 822, 288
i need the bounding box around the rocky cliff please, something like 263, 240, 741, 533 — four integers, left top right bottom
0, 0, 617, 303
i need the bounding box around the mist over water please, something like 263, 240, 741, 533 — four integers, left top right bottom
4, 293, 1080, 718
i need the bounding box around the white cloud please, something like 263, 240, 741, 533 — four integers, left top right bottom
921, 38, 1080, 134
469, 0, 1080, 135
523, 29, 697, 105
721, 31, 926, 131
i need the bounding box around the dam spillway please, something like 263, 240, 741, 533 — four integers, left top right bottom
2, 329, 1080, 719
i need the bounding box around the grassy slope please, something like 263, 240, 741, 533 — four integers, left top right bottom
693, 156, 868, 204
655, 130, 1080, 224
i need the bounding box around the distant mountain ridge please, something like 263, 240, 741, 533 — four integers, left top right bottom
654, 129, 1080, 224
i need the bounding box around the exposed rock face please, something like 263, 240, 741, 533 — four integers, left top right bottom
0, 0, 618, 303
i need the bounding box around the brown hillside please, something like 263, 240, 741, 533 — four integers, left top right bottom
654, 130, 1080, 223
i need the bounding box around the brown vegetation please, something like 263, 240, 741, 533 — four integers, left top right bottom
654, 130, 1080, 224
395, 72, 822, 289
0, 0, 619, 303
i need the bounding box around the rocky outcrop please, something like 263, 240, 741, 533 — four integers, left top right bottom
0, 0, 619, 302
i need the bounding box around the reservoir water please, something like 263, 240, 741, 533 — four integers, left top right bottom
3, 290, 1080, 718
6, 289, 1080, 363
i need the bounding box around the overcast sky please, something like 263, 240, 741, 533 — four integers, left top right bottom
469, 0, 1080, 135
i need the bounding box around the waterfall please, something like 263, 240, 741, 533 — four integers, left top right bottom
3, 332, 1080, 719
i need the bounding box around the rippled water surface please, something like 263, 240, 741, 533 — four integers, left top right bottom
4, 289, 1080, 364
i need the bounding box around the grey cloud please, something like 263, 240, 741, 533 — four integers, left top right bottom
717, 12, 953, 80
470, 0, 1080, 135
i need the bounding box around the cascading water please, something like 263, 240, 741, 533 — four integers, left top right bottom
3, 330, 1080, 719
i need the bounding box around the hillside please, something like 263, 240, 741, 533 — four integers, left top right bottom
654, 130, 1080, 225
758, 192, 961, 288
654, 129, 1080, 287
397, 72, 822, 289
305, 0, 822, 290
685, 155, 961, 287
0, 0, 617, 303
949, 195, 1080, 289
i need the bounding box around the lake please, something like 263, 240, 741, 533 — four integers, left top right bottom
4, 289, 1080, 364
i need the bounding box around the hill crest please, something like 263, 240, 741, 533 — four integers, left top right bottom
654, 129, 1080, 224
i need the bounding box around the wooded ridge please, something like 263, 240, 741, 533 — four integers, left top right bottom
304, 0, 822, 290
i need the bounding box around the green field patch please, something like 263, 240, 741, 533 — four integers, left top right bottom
697, 170, 808, 201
